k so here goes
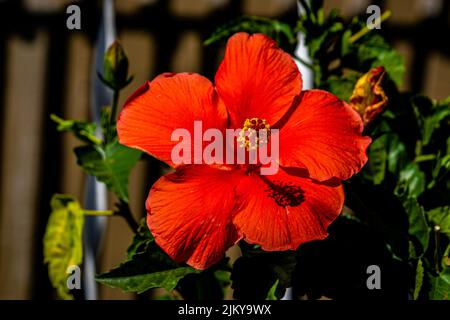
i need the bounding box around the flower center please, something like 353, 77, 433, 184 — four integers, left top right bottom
237, 118, 271, 150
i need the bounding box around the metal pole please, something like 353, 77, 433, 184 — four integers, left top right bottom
82, 0, 116, 300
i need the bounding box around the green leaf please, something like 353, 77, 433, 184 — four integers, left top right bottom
386, 134, 408, 176
365, 128, 409, 184
340, 29, 353, 56
366, 135, 387, 184
51, 114, 101, 145
403, 198, 430, 259
74, 139, 141, 202
442, 154, 450, 174
443, 244, 450, 270
427, 207, 450, 237
43, 194, 84, 300
356, 34, 405, 86
214, 269, 231, 291
96, 220, 200, 294
413, 95, 450, 146
322, 71, 360, 101
423, 97, 450, 146
429, 267, 450, 300
205, 16, 297, 52
422, 108, 450, 146
414, 259, 424, 300
266, 279, 280, 300
126, 218, 153, 258
428, 140, 450, 189
396, 162, 425, 198
437, 153, 450, 180
308, 21, 343, 58
96, 256, 199, 294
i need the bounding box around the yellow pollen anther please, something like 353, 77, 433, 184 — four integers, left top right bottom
237, 118, 271, 150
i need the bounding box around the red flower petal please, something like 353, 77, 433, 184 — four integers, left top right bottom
277, 90, 371, 181
117, 73, 228, 167
146, 165, 241, 270
215, 32, 301, 129
233, 169, 344, 251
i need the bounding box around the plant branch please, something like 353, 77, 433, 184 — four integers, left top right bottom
434, 225, 441, 272
414, 154, 437, 162
115, 200, 139, 234
106, 88, 120, 143
349, 10, 392, 44
83, 203, 139, 234
84, 210, 114, 216
110, 89, 120, 125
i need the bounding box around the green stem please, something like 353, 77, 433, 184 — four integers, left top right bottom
116, 200, 139, 234
107, 89, 120, 143
415, 140, 423, 157
84, 210, 114, 216
110, 89, 120, 125
84, 204, 139, 234
434, 225, 441, 272
349, 10, 392, 44
414, 154, 437, 163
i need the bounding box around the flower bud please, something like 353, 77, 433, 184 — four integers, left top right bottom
103, 40, 130, 89
350, 66, 388, 126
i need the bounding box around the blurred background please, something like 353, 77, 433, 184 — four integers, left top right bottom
0, 0, 449, 299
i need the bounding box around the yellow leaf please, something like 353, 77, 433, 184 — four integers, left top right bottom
43, 194, 84, 300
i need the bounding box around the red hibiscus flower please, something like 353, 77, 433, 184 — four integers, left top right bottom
117, 33, 371, 270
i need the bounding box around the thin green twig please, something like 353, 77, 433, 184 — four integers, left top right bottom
349, 10, 392, 44
84, 210, 114, 216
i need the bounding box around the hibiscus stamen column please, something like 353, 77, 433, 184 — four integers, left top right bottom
237, 118, 271, 150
